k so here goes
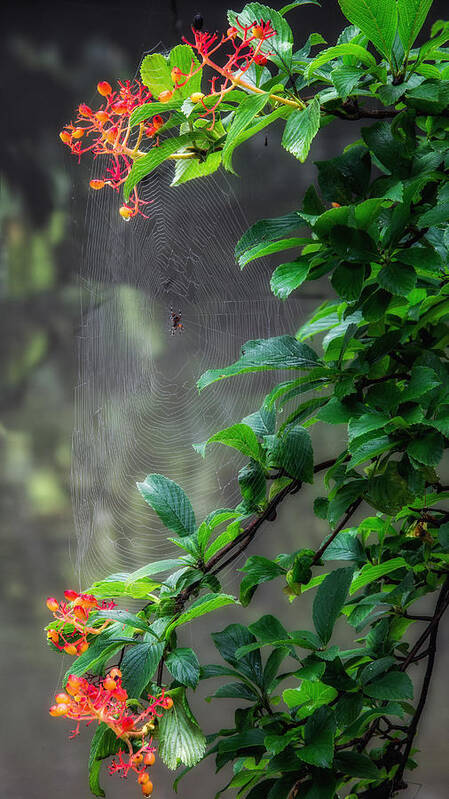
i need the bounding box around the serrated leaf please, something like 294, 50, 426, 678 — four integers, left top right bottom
298, 706, 336, 767
407, 431, 444, 466
197, 335, 319, 391
269, 424, 314, 482
364, 670, 413, 700
397, 0, 433, 53
140, 53, 173, 96
194, 423, 262, 461
282, 97, 321, 162
313, 567, 353, 645
350, 558, 407, 595
307, 43, 376, 78
334, 751, 380, 779
223, 92, 270, 171
283, 680, 338, 719
121, 641, 165, 698
338, 0, 398, 59
172, 151, 221, 185
158, 687, 206, 769
270, 258, 311, 298
169, 44, 202, 99
166, 648, 201, 688
238, 236, 310, 268
137, 474, 195, 537
235, 211, 302, 259
165, 594, 237, 637
378, 262, 417, 295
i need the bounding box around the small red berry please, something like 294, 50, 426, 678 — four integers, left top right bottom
78, 104, 92, 117
138, 771, 150, 784
141, 780, 153, 796
64, 590, 79, 601
163, 696, 173, 709
252, 25, 264, 39
143, 752, 156, 766
64, 643, 78, 656
89, 179, 106, 190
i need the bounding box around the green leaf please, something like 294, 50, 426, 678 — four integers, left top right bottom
298, 706, 336, 768
238, 237, 311, 268
334, 751, 380, 780
313, 567, 354, 645
362, 121, 409, 176
125, 558, 181, 583
348, 435, 394, 469
331, 262, 365, 301
282, 97, 321, 163
363, 670, 414, 700
63, 632, 135, 683
331, 65, 365, 99
166, 648, 201, 688
124, 133, 194, 199
212, 623, 263, 685
165, 594, 237, 637
140, 53, 173, 96
306, 43, 377, 77
338, 0, 398, 59
350, 558, 408, 595
397, 0, 433, 53
198, 335, 318, 391
321, 531, 366, 563
243, 402, 276, 437
171, 151, 222, 186
283, 680, 338, 719
136, 474, 195, 537
194, 423, 262, 461
223, 92, 270, 171
407, 431, 444, 466
169, 44, 202, 99
378, 261, 417, 295
270, 425, 314, 482
228, 3, 294, 65
235, 212, 302, 260
239, 556, 285, 606
130, 99, 184, 126
121, 641, 165, 698
270, 258, 311, 298
158, 687, 206, 769
88, 723, 121, 797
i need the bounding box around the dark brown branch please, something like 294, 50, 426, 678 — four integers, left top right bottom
313, 497, 363, 564
400, 578, 449, 671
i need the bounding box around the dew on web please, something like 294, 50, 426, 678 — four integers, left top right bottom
70, 57, 310, 591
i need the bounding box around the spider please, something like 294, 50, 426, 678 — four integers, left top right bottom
170, 305, 183, 335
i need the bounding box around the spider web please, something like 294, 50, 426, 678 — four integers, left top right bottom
70, 63, 310, 589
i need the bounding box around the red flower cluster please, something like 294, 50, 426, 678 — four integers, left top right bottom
59, 80, 162, 220
50, 668, 173, 796
46, 589, 116, 655
177, 17, 277, 126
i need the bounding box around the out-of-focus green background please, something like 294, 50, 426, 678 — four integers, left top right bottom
1, 1, 449, 797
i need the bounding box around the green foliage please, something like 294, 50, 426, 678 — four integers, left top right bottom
52, 2, 449, 798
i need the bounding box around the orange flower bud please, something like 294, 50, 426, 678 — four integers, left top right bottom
95, 111, 109, 123
66, 675, 83, 695
59, 131, 72, 144
133, 754, 144, 766
47, 629, 59, 643
190, 92, 205, 103
90, 179, 106, 190
109, 668, 122, 679
163, 696, 173, 709
138, 771, 150, 784
78, 104, 92, 117
77, 641, 89, 654
71, 128, 85, 139
64, 643, 78, 656
51, 702, 69, 716
227, 26, 238, 38
119, 206, 133, 221
46, 597, 59, 612
158, 90, 174, 103
331, 201, 341, 208
97, 81, 112, 97
103, 677, 117, 691
171, 66, 182, 84
252, 25, 264, 39
143, 752, 156, 766
104, 127, 118, 143
112, 101, 128, 114
141, 781, 153, 796
64, 589, 79, 601
55, 692, 71, 704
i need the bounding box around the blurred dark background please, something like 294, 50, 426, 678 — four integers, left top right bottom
1, 1, 449, 797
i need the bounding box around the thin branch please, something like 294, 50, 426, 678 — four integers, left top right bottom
313, 498, 363, 564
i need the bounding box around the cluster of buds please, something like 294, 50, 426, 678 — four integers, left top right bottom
46, 590, 116, 655
177, 18, 276, 126
50, 668, 173, 796
59, 80, 159, 220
